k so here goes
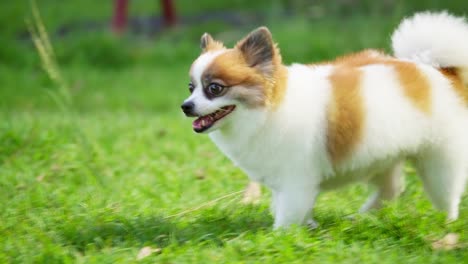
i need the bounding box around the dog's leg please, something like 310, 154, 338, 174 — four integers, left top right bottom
359, 161, 405, 213
271, 189, 318, 229
270, 190, 278, 216
273, 185, 319, 230
416, 150, 467, 221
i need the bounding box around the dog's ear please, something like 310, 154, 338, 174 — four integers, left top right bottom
236, 27, 276, 75
200, 33, 225, 52
200, 33, 214, 50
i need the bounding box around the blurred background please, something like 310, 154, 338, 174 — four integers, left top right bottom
1, 1, 468, 262
1, 0, 467, 113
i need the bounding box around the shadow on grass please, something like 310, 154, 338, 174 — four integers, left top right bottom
58, 204, 464, 253
59, 206, 273, 252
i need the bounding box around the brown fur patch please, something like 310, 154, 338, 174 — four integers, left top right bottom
202, 47, 287, 108
440, 67, 468, 104
268, 62, 288, 107
392, 62, 432, 114
203, 50, 268, 107
327, 67, 364, 164
203, 41, 225, 52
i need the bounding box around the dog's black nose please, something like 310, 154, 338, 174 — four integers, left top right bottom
181, 101, 195, 115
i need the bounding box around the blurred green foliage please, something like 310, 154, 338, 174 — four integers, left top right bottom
0, 0, 467, 111
0, 0, 466, 70
0, 1, 467, 262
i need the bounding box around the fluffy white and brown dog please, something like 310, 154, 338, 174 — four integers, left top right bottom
181, 12, 468, 229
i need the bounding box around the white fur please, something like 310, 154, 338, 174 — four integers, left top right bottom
206, 59, 468, 229
210, 64, 335, 228
389, 13, 468, 220
186, 12, 468, 229
392, 12, 468, 72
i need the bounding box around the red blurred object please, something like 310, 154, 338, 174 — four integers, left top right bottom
112, 0, 176, 34
161, 0, 176, 27
112, 0, 129, 34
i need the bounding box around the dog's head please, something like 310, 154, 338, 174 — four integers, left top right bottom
181, 27, 285, 133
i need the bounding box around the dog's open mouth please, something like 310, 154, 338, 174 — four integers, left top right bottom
193, 105, 236, 133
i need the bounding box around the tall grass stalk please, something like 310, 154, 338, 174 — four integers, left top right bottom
26, 0, 108, 181
27, 0, 71, 111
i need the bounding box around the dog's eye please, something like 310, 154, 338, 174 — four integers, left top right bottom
207, 83, 225, 96
188, 83, 195, 93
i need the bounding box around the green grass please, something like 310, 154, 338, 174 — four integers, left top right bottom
1, 1, 467, 263
1, 110, 466, 263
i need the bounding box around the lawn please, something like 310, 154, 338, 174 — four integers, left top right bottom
0, 1, 467, 263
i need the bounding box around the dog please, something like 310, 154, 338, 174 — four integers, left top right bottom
181, 12, 468, 229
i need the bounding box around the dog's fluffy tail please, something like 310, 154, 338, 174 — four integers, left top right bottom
391, 11, 468, 84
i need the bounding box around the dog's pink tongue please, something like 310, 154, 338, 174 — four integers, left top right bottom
192, 118, 203, 130
192, 115, 213, 131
